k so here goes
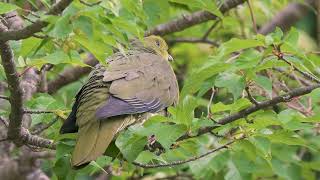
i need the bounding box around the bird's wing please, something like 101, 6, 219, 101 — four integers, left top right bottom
95, 52, 179, 120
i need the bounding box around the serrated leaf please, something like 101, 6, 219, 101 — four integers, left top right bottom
254, 75, 272, 95
181, 58, 230, 98
115, 129, 146, 162
175, 95, 198, 125
74, 34, 112, 63
135, 123, 187, 149
215, 72, 245, 100
170, 0, 222, 18
48, 15, 73, 39
219, 38, 264, 56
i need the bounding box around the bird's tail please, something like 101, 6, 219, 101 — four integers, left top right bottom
71, 114, 128, 167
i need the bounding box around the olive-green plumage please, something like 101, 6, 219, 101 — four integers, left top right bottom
60, 36, 179, 167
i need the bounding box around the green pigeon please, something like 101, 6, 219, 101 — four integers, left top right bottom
60, 35, 179, 167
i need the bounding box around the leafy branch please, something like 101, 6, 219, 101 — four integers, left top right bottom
132, 138, 239, 168
179, 83, 320, 141
0, 0, 73, 149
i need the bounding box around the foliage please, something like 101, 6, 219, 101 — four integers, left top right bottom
0, 0, 320, 180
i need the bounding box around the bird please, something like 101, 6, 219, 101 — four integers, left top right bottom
59, 35, 179, 167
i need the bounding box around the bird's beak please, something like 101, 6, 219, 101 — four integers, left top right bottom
168, 54, 174, 61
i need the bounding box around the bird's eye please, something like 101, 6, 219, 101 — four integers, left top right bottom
155, 40, 160, 47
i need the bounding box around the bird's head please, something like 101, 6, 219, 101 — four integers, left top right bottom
140, 35, 173, 61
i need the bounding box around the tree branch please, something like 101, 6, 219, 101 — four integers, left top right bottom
0, 95, 9, 101
258, 0, 315, 35
32, 117, 59, 135
0, 23, 24, 143
167, 37, 219, 46
132, 138, 237, 168
0, 0, 73, 41
247, 0, 258, 34
179, 83, 320, 141
146, 0, 247, 36
23, 109, 54, 114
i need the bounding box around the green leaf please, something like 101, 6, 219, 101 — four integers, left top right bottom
48, 15, 73, 39
170, 0, 223, 18
175, 95, 198, 125
56, 140, 75, 160
250, 136, 271, 158
53, 156, 76, 180
135, 123, 187, 149
143, 115, 171, 127
232, 49, 261, 70
0, 2, 19, 14
73, 16, 93, 38
88, 156, 112, 175
266, 27, 283, 44
181, 58, 230, 98
135, 151, 158, 164
219, 38, 264, 56
74, 34, 112, 63
208, 151, 230, 173
115, 129, 146, 162
254, 75, 272, 95
266, 131, 306, 146
215, 72, 246, 100
121, 0, 147, 21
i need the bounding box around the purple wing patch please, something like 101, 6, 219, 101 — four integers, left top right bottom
95, 96, 163, 120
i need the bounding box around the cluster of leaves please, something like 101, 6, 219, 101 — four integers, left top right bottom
1, 0, 320, 179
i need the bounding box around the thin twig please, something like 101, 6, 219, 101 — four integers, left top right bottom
235, 9, 246, 38
247, 0, 258, 34
202, 20, 220, 40
132, 139, 237, 168
20, 9, 41, 18
32, 34, 48, 39
168, 37, 219, 46
32, 117, 59, 135
280, 56, 320, 84
0, 95, 9, 101
0, 116, 9, 127
21, 15, 36, 24
0, 138, 8, 142
273, 67, 312, 86
245, 86, 259, 105
23, 109, 54, 114
207, 87, 215, 118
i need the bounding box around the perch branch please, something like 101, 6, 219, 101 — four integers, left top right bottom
133, 138, 237, 168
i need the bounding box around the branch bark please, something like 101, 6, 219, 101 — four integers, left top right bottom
0, 23, 24, 143
133, 138, 237, 168
258, 0, 315, 35
146, 0, 247, 36
0, 0, 73, 41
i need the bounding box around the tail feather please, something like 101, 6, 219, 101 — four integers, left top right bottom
71, 117, 128, 167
